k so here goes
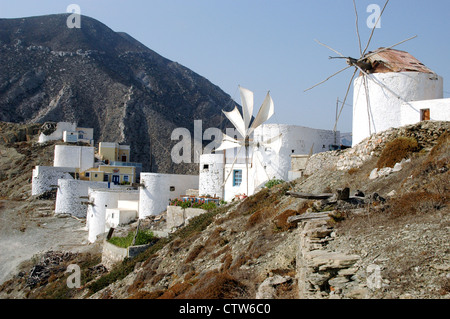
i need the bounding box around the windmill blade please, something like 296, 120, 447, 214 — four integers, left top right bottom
222, 145, 244, 186
222, 106, 246, 138
353, 0, 363, 56
216, 133, 242, 151
304, 65, 352, 92
334, 68, 358, 132
247, 91, 274, 136
314, 39, 345, 58
358, 35, 418, 62
362, 74, 373, 135
362, 0, 390, 55
261, 133, 282, 146
239, 86, 254, 133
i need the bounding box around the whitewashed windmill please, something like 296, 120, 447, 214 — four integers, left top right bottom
305, 0, 418, 138
216, 86, 280, 196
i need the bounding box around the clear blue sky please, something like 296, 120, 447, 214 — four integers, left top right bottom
1, 0, 449, 133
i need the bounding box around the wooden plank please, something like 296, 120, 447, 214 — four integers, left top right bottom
287, 212, 331, 223
286, 191, 333, 200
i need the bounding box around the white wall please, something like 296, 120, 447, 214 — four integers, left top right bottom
31, 166, 75, 196
219, 124, 338, 201
87, 189, 140, 243
38, 122, 77, 143
401, 98, 450, 126
55, 179, 109, 217
139, 173, 199, 218
353, 72, 443, 146
54, 145, 95, 172
253, 124, 338, 184
199, 153, 224, 198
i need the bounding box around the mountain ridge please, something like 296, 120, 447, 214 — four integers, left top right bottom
0, 13, 236, 173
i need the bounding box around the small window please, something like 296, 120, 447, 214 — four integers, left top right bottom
233, 170, 242, 187
94, 174, 98, 178
123, 175, 129, 182
85, 172, 90, 177
420, 109, 430, 121
203, 164, 209, 170
170, 186, 175, 192
103, 174, 109, 182
291, 150, 295, 153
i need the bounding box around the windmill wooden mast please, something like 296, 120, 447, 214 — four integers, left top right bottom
304, 0, 417, 135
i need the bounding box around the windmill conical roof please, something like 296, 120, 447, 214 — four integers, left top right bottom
365, 48, 435, 74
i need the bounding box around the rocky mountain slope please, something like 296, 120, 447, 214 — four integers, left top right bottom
0, 14, 237, 173
0, 121, 448, 300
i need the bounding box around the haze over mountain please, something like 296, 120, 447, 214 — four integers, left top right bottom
0, 14, 237, 173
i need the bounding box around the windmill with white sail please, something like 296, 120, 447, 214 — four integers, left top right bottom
215, 85, 282, 198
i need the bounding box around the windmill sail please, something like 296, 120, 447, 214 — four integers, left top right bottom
216, 86, 279, 196
239, 85, 254, 133
247, 92, 274, 136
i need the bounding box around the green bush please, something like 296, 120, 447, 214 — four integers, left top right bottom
108, 230, 155, 248
265, 178, 285, 189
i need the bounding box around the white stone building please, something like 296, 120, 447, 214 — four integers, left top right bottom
53, 144, 95, 173
54, 179, 110, 218
139, 173, 199, 218
352, 48, 449, 146
31, 166, 76, 196
86, 188, 140, 243
199, 123, 338, 202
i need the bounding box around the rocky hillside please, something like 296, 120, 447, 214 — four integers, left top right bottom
0, 121, 448, 300
0, 14, 237, 174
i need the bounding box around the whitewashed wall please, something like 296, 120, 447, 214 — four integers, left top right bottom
353, 72, 443, 146
252, 124, 338, 187
54, 145, 95, 172
31, 166, 75, 196
38, 122, 77, 143
139, 173, 199, 218
199, 153, 224, 198
401, 98, 450, 126
55, 179, 109, 217
87, 189, 140, 243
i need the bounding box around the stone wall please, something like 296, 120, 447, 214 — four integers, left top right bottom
101, 240, 151, 270
304, 121, 449, 175
296, 217, 367, 299
166, 206, 207, 230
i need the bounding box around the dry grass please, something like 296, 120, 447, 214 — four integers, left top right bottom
177, 270, 248, 299
377, 136, 419, 168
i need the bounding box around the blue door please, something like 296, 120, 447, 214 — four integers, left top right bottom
112, 175, 120, 185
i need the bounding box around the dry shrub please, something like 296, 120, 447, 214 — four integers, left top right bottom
220, 252, 233, 272
272, 209, 299, 232
377, 137, 419, 168
388, 190, 446, 218
158, 281, 194, 299
347, 167, 359, 175
128, 290, 164, 299
178, 270, 248, 299
185, 244, 204, 263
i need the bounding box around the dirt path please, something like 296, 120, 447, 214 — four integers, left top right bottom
0, 199, 99, 285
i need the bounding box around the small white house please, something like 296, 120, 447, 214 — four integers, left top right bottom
105, 200, 139, 229
53, 144, 95, 173
87, 188, 140, 243
138, 173, 199, 218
